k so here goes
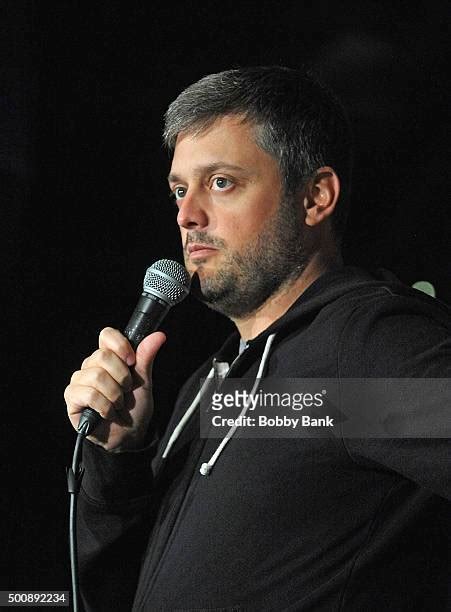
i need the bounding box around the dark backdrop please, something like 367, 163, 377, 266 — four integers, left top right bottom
3, 0, 449, 595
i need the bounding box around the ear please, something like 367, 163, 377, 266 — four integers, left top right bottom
303, 166, 340, 227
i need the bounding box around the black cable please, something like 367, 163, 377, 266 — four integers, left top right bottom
67, 423, 89, 612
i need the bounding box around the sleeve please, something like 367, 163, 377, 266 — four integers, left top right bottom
77, 435, 159, 612
338, 293, 451, 500
75, 363, 210, 612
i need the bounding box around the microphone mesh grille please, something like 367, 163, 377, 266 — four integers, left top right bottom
143, 259, 191, 305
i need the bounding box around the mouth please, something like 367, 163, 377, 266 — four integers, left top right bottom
186, 243, 219, 260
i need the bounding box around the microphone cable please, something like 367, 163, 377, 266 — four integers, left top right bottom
67, 417, 92, 612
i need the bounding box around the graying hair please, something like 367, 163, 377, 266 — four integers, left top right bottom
163, 66, 352, 239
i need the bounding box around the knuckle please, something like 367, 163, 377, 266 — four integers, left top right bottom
99, 326, 115, 341
63, 385, 71, 403
86, 387, 99, 406
94, 347, 108, 361
83, 387, 114, 419
99, 327, 121, 348
118, 371, 131, 389
92, 367, 107, 386
70, 370, 81, 384
112, 387, 124, 406
82, 349, 104, 368
86, 348, 110, 369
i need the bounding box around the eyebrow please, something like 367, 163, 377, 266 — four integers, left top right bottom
167, 162, 252, 184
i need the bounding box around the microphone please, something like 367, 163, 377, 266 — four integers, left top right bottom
77, 259, 191, 436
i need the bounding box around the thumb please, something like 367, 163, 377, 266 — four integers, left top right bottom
133, 331, 166, 384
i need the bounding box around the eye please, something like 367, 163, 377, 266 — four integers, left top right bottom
211, 177, 233, 191
171, 186, 187, 201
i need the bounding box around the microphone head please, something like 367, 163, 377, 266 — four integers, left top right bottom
143, 259, 191, 305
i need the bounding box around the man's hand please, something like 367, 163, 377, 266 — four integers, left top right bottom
64, 327, 166, 451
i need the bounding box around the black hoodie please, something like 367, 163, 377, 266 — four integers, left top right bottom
78, 267, 450, 611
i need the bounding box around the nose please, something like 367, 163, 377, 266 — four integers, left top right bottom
176, 189, 209, 230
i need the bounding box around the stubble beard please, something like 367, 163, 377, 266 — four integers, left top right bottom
186, 196, 310, 319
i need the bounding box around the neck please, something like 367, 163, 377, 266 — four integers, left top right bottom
232, 251, 342, 340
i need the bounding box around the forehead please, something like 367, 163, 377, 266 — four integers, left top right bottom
169, 115, 278, 178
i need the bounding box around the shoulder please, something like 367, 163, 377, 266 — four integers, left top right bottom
337, 284, 450, 377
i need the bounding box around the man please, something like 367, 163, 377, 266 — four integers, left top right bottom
65, 67, 450, 611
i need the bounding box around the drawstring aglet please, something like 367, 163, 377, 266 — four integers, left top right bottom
200, 463, 212, 476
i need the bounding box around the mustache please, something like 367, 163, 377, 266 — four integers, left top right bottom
185, 231, 226, 251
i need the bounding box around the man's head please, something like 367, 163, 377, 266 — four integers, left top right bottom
164, 66, 352, 238
164, 67, 352, 319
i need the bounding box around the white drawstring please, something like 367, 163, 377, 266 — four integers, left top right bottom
161, 367, 215, 459
200, 333, 276, 476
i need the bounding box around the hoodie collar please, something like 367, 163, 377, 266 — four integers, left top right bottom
213, 266, 377, 366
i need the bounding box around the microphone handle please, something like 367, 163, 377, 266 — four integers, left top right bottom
77, 292, 170, 436
124, 293, 170, 350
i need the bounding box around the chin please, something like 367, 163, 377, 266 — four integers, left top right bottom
187, 264, 213, 290
189, 260, 216, 280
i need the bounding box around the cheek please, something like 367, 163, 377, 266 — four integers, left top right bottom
221, 197, 258, 232
222, 198, 277, 242
217, 216, 247, 248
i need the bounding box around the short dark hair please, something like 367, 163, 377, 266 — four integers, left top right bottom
163, 66, 353, 240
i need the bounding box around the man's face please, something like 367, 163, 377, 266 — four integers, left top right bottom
168, 115, 309, 319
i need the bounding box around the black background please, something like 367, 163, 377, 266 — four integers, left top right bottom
2, 0, 450, 595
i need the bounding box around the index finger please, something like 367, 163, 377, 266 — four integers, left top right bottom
98, 327, 136, 366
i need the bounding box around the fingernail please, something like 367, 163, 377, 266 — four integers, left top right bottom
126, 354, 135, 366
